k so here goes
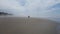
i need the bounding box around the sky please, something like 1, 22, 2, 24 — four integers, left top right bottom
0, 0, 60, 22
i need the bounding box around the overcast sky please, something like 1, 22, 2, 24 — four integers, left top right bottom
0, 0, 60, 22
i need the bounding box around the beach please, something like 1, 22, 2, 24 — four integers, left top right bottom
0, 17, 58, 34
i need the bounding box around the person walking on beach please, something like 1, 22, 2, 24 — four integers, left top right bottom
28, 16, 30, 18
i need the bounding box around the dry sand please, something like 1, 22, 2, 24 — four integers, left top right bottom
0, 17, 58, 34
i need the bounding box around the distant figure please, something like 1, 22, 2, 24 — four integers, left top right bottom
28, 16, 30, 18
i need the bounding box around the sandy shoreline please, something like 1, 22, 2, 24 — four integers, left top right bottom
0, 17, 59, 34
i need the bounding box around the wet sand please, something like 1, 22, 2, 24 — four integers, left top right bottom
0, 17, 58, 34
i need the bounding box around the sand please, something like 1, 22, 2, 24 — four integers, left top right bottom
0, 17, 58, 34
